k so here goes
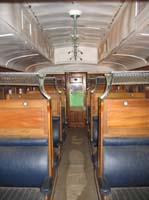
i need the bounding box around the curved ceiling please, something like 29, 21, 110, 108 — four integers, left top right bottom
28, 1, 122, 48
0, 1, 148, 73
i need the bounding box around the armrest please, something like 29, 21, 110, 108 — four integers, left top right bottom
40, 176, 52, 195
98, 177, 111, 195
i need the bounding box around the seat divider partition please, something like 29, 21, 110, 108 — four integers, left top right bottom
98, 98, 149, 199
0, 99, 54, 178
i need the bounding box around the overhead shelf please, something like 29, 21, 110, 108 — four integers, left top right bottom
0, 72, 55, 99
100, 71, 149, 99
0, 72, 39, 86
112, 71, 149, 85
0, 71, 148, 100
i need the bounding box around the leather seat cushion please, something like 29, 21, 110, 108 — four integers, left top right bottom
52, 116, 60, 147
104, 145, 149, 187
62, 107, 65, 126
93, 116, 98, 146
0, 146, 48, 187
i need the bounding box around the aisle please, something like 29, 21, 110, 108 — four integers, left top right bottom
53, 128, 98, 200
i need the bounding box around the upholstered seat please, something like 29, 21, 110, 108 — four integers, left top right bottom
99, 137, 149, 200
62, 107, 66, 129
93, 116, 98, 146
0, 139, 52, 200
52, 116, 60, 148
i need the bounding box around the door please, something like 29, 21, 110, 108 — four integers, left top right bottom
66, 72, 87, 127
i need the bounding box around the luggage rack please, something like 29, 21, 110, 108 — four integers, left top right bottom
0, 72, 63, 100
98, 71, 149, 99
0, 71, 149, 100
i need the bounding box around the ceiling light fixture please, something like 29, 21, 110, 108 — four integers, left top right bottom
68, 9, 83, 61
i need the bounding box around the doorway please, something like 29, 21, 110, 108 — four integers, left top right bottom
66, 72, 87, 127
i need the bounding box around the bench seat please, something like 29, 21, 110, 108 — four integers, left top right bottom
98, 98, 149, 200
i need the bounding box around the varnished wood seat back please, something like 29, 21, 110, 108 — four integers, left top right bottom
0, 99, 54, 190
89, 92, 145, 142
98, 98, 149, 199
6, 90, 63, 142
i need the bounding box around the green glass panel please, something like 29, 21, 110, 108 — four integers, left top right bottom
70, 90, 84, 107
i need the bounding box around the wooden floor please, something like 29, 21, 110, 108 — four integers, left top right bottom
52, 127, 98, 200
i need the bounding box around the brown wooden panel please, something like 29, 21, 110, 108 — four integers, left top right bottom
89, 92, 145, 140
91, 92, 145, 122
61, 92, 66, 107
7, 90, 63, 116
90, 92, 145, 119
86, 90, 91, 106
107, 92, 145, 99
98, 98, 149, 177
0, 99, 53, 177
0, 99, 49, 138
91, 92, 102, 116
66, 72, 86, 128
6, 90, 64, 142
102, 99, 149, 137
68, 110, 85, 127
51, 95, 61, 116
0, 109, 44, 128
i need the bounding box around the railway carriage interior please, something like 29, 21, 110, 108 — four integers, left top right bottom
0, 1, 149, 200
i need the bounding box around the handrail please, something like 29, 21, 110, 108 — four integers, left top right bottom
54, 78, 63, 94
100, 74, 113, 99
38, 75, 51, 100
87, 75, 105, 93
